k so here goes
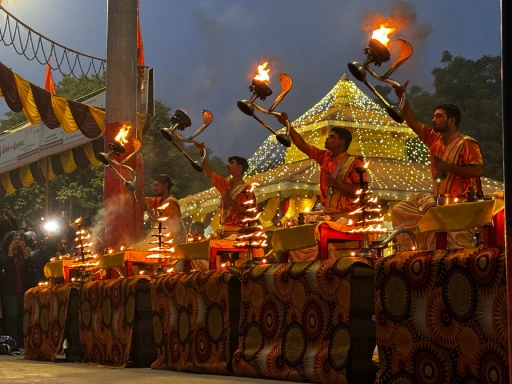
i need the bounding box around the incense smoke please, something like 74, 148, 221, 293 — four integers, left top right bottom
361, 0, 432, 45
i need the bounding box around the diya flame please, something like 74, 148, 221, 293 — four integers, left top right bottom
371, 24, 395, 46
115, 124, 131, 146
254, 62, 270, 83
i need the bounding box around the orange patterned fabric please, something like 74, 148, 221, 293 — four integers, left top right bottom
23, 283, 79, 361
78, 276, 150, 367
151, 270, 241, 373
421, 127, 482, 197
309, 147, 367, 212
233, 257, 374, 383
374, 247, 508, 383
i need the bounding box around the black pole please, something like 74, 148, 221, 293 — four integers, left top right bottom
501, 0, 512, 379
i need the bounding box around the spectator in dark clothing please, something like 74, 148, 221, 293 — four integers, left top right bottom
56, 237, 72, 257
32, 236, 51, 285
0, 208, 18, 247
0, 231, 34, 349
19, 221, 37, 250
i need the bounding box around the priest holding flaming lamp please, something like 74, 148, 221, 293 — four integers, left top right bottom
195, 143, 254, 237
391, 83, 483, 250
144, 174, 187, 246
276, 114, 367, 222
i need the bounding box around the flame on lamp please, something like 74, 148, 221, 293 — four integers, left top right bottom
371, 24, 395, 47
157, 202, 170, 212
249, 182, 260, 193
115, 124, 131, 146
254, 62, 270, 83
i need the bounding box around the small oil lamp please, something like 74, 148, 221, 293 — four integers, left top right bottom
160, 109, 213, 172
98, 124, 139, 193
237, 62, 293, 147
347, 24, 413, 123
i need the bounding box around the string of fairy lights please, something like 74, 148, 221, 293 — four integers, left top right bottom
179, 74, 503, 222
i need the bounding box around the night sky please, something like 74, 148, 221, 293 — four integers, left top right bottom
0, 0, 501, 161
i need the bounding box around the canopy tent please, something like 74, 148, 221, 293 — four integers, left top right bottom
179, 74, 503, 227
0, 62, 151, 196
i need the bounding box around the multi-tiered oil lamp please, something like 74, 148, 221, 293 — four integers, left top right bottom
145, 203, 176, 277
234, 183, 267, 268
73, 217, 96, 284
347, 25, 413, 123
237, 62, 293, 147
347, 161, 385, 258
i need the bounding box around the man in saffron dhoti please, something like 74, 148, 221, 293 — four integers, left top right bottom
197, 151, 255, 235
283, 112, 367, 221
145, 174, 187, 246
193, 148, 256, 268
392, 82, 483, 250
272, 115, 367, 261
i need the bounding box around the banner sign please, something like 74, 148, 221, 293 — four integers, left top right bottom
0, 91, 105, 174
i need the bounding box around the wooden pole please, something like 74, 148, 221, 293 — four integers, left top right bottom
44, 157, 49, 218
103, 0, 140, 247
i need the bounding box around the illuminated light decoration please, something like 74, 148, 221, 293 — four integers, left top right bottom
178, 75, 503, 225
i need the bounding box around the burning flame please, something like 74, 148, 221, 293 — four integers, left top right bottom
157, 202, 170, 212
348, 223, 387, 233
115, 124, 131, 146
254, 62, 270, 83
250, 182, 260, 193
371, 24, 395, 46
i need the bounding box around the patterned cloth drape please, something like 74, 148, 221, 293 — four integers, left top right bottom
0, 61, 152, 196
232, 257, 375, 383
78, 276, 150, 367
374, 246, 508, 384
23, 283, 79, 361
151, 270, 241, 374
0, 61, 151, 138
